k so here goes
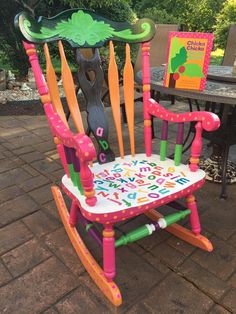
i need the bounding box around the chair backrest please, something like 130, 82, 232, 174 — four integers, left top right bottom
134, 24, 179, 74
15, 9, 156, 204
222, 24, 236, 66
15, 10, 220, 207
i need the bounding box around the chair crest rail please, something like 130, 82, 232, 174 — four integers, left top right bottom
15, 9, 156, 47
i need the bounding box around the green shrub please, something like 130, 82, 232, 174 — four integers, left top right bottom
139, 7, 179, 25
214, 0, 236, 48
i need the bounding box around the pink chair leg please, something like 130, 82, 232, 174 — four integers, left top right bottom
103, 226, 116, 282
69, 201, 78, 227
186, 194, 201, 235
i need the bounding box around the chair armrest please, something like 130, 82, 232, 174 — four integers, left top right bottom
147, 98, 220, 131
44, 102, 97, 206
44, 103, 96, 161
147, 98, 221, 171
73, 134, 96, 162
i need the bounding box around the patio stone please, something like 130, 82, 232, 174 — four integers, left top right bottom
2, 149, 15, 158
200, 203, 236, 240
0, 194, 39, 227
29, 184, 54, 204
147, 241, 187, 269
55, 285, 109, 313
47, 168, 65, 182
0, 167, 32, 190
0, 262, 12, 286
167, 235, 197, 256
42, 308, 58, 314
0, 127, 28, 139
228, 272, 236, 288
0, 185, 24, 203
23, 119, 49, 130
20, 151, 45, 163
115, 247, 165, 309
208, 305, 231, 314
43, 200, 60, 220
142, 251, 171, 275
178, 259, 230, 301
126, 303, 153, 313
0, 221, 33, 255
0, 118, 26, 128
143, 272, 214, 313
1, 238, 52, 277
22, 210, 61, 237
222, 288, 236, 313
31, 127, 51, 139
12, 145, 35, 155
22, 164, 41, 176
7, 133, 44, 149
191, 236, 236, 280
45, 228, 85, 276
31, 159, 62, 174
0, 257, 78, 314
0, 158, 24, 173
19, 175, 50, 192
33, 140, 55, 153
0, 151, 5, 160
228, 233, 236, 248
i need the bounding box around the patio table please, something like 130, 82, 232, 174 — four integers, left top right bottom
135, 66, 236, 198
207, 65, 236, 83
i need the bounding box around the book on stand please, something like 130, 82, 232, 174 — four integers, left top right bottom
163, 32, 214, 91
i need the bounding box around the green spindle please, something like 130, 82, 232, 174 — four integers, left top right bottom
160, 140, 168, 161
174, 144, 183, 166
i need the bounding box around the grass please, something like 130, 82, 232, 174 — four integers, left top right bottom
210, 48, 224, 65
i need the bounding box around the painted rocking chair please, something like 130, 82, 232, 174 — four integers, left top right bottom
15, 9, 220, 306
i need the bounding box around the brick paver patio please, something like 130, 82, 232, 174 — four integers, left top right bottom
0, 100, 235, 313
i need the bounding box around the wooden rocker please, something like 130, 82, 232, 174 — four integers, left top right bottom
15, 9, 220, 307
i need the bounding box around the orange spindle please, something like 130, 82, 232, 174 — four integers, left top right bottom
123, 44, 135, 157
108, 41, 124, 158
44, 43, 68, 127
58, 41, 84, 134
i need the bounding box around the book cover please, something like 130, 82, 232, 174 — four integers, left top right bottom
163, 32, 214, 91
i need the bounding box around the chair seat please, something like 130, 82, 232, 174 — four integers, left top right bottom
62, 154, 205, 221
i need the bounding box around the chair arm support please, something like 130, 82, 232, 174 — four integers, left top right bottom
44, 103, 96, 161
147, 98, 220, 131
44, 103, 97, 206
147, 98, 221, 171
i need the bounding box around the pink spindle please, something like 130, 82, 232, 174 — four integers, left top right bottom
23, 42, 48, 97
186, 195, 201, 235
69, 200, 78, 227
79, 157, 97, 206
190, 122, 203, 171
142, 42, 152, 156
103, 227, 116, 281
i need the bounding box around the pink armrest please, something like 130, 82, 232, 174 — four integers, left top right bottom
147, 98, 220, 131
44, 102, 96, 161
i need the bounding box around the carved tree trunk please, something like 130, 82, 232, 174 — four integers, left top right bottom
169, 73, 176, 88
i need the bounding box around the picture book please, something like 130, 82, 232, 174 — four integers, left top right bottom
163, 32, 214, 91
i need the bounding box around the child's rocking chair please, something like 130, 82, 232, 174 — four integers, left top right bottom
15, 9, 220, 306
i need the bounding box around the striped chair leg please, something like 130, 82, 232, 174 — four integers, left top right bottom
186, 194, 201, 235
103, 226, 116, 282
68, 200, 78, 227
